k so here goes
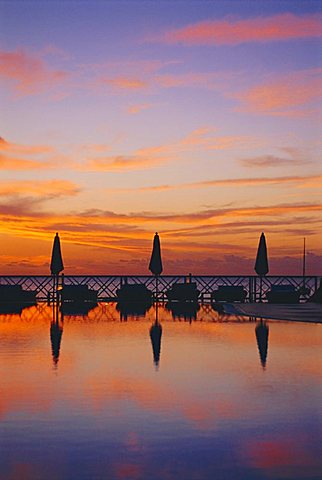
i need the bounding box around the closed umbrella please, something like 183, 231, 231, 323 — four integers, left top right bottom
149, 232, 163, 275
255, 320, 269, 369
150, 321, 162, 368
50, 233, 64, 302
149, 232, 163, 301
254, 232, 269, 301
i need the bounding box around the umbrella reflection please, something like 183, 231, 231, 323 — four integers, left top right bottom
50, 304, 63, 367
255, 319, 269, 369
150, 302, 162, 368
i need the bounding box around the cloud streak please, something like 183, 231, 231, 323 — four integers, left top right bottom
0, 48, 68, 96
85, 127, 253, 171
161, 13, 322, 46
111, 173, 322, 193
0, 179, 80, 197
0, 153, 54, 171
234, 69, 322, 116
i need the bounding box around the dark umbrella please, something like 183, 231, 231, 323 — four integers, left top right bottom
255, 320, 269, 369
254, 232, 269, 301
50, 233, 64, 302
50, 316, 63, 367
149, 232, 163, 276
149, 232, 163, 301
150, 321, 162, 368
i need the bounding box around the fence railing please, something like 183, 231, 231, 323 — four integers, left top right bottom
0, 275, 320, 302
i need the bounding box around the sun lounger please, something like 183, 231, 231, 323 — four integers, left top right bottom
266, 284, 300, 304
60, 284, 98, 303
0, 284, 37, 304
116, 284, 153, 303
166, 282, 200, 302
211, 285, 247, 303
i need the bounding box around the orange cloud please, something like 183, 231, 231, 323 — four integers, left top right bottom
0, 153, 54, 170
162, 13, 322, 45
180, 127, 254, 151
0, 48, 68, 96
127, 103, 152, 114
0, 179, 80, 197
234, 69, 322, 116
85, 127, 253, 172
87, 154, 170, 171
0, 136, 54, 155
99, 76, 148, 90
86, 143, 172, 171
0, 137, 59, 170
113, 173, 322, 193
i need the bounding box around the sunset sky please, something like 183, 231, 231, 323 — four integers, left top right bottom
0, 0, 321, 275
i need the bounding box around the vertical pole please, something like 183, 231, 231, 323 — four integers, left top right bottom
302, 237, 306, 278
249, 276, 252, 303
259, 276, 263, 303
302, 237, 306, 293
155, 295, 159, 324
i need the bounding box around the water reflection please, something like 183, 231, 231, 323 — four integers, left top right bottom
0, 302, 32, 315
50, 304, 63, 367
150, 303, 162, 367
255, 319, 269, 369
166, 301, 200, 322
116, 300, 152, 321
1, 302, 321, 480
60, 301, 98, 316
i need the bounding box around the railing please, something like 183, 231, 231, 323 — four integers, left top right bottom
0, 275, 320, 302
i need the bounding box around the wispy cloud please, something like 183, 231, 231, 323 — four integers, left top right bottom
0, 136, 54, 155
0, 153, 54, 171
97, 76, 148, 91
84, 127, 251, 171
127, 103, 153, 114
111, 173, 322, 193
233, 69, 322, 116
86, 152, 171, 172
160, 13, 322, 46
240, 147, 312, 168
0, 179, 80, 197
0, 136, 57, 170
0, 48, 69, 96
0, 199, 321, 274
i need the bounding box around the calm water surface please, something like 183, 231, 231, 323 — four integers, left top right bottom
0, 303, 321, 480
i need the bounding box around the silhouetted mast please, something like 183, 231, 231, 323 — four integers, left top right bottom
302, 237, 306, 277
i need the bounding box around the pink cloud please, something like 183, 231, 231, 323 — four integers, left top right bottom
234, 69, 322, 116
99, 76, 148, 90
127, 103, 152, 114
0, 48, 68, 96
162, 13, 322, 45
243, 436, 318, 472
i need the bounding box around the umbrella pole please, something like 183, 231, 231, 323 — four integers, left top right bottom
52, 275, 55, 305
259, 276, 262, 303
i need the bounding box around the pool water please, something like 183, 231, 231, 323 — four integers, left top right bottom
1, 303, 321, 480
